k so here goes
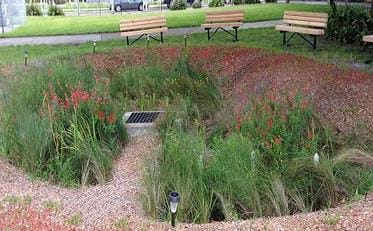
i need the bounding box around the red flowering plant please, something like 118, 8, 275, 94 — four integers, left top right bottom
238, 93, 333, 168
42, 76, 125, 149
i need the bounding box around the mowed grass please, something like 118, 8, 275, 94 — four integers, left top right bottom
0, 27, 370, 71
2, 4, 330, 38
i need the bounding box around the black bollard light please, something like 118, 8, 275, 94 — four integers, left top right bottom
169, 191, 180, 228
184, 33, 187, 48
24, 50, 28, 66
93, 40, 97, 53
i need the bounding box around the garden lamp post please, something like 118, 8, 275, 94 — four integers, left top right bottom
24, 50, 28, 66
93, 40, 97, 53
169, 191, 180, 228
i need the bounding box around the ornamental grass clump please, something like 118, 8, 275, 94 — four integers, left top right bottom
143, 92, 372, 223
0, 60, 126, 186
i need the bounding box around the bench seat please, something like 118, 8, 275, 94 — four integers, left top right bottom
363, 35, 373, 43
121, 27, 168, 37
275, 25, 324, 36
201, 22, 243, 29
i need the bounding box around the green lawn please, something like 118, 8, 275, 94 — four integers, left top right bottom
2, 4, 330, 38
0, 27, 370, 72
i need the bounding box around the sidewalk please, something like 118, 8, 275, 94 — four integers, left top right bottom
0, 20, 281, 47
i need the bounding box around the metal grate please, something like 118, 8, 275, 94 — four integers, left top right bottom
126, 112, 163, 124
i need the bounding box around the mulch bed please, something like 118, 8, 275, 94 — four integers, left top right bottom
86, 46, 373, 138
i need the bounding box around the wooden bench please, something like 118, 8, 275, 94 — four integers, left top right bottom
363, 35, 373, 44
275, 11, 328, 49
120, 16, 168, 46
201, 10, 244, 42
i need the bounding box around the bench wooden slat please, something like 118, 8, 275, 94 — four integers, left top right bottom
120, 16, 165, 24
283, 15, 328, 23
276, 25, 324, 35
363, 35, 373, 43
284, 11, 328, 19
202, 22, 243, 29
121, 18, 166, 29
205, 16, 244, 24
121, 21, 167, 32
283, 19, 326, 28
206, 13, 244, 19
206, 10, 244, 16
121, 27, 168, 37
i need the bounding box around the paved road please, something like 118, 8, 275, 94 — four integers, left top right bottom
0, 20, 281, 47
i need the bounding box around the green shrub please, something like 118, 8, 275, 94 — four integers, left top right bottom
26, 4, 42, 16
326, 6, 372, 44
209, 0, 224, 7
192, 0, 202, 8
48, 5, 65, 16
170, 0, 187, 10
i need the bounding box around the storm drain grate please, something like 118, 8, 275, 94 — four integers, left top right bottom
126, 111, 163, 124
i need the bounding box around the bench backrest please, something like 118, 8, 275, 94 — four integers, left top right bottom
282, 11, 328, 29
120, 16, 167, 33
205, 10, 244, 24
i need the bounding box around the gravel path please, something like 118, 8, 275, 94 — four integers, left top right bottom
0, 134, 372, 230
0, 135, 159, 229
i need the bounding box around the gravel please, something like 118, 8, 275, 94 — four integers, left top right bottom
0, 135, 159, 230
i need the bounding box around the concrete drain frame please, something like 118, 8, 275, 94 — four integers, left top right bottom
123, 111, 165, 138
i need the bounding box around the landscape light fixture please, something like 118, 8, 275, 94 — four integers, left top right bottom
24, 50, 28, 66
147, 34, 150, 47
93, 40, 97, 53
313, 153, 319, 165
184, 34, 187, 47
169, 191, 180, 228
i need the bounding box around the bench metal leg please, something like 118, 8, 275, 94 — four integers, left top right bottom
281, 31, 318, 50
313, 35, 317, 50
160, 32, 164, 44
206, 28, 211, 40
234, 27, 239, 42
126, 36, 130, 46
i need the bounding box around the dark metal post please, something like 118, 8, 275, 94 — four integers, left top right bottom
207, 28, 210, 40
234, 27, 238, 41
24, 50, 28, 66
313, 35, 317, 50
171, 212, 176, 228
161, 32, 164, 44
283, 32, 286, 45
126, 36, 129, 46
0, 0, 4, 34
